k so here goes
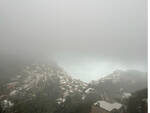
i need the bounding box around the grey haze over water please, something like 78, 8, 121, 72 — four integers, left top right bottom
0, 0, 147, 82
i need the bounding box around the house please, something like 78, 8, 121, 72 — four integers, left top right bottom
90, 100, 123, 113
7, 82, 18, 89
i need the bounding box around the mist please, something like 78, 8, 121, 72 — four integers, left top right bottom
0, 1, 148, 113
0, 0, 147, 81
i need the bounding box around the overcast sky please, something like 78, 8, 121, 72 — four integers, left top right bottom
0, 0, 147, 82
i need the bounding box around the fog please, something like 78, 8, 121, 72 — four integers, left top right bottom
0, 0, 147, 81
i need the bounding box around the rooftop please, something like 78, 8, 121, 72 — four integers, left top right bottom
94, 100, 122, 111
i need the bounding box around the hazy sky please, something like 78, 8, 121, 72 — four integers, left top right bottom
0, 0, 147, 82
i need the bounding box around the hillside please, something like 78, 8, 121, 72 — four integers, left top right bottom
89, 70, 147, 101
0, 61, 147, 113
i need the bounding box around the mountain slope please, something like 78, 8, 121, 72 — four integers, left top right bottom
0, 63, 87, 113
0, 62, 147, 113
89, 70, 147, 101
